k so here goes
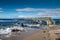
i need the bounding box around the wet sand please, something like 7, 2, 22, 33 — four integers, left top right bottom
23, 30, 48, 40
23, 26, 60, 40
0, 27, 40, 40
0, 26, 59, 40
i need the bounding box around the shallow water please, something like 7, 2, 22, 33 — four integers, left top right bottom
0, 27, 40, 40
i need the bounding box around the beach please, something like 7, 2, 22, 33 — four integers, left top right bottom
0, 26, 60, 40
0, 27, 40, 40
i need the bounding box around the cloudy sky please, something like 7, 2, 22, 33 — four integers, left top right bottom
0, 0, 60, 18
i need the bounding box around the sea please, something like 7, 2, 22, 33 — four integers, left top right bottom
0, 18, 60, 28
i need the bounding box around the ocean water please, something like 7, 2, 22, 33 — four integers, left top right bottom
53, 19, 60, 25
0, 18, 60, 35
0, 18, 60, 28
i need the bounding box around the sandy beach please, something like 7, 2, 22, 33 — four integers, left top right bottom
23, 30, 48, 40
0, 27, 40, 40
0, 26, 60, 40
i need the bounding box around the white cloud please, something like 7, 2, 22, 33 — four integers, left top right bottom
16, 8, 60, 18
16, 8, 46, 12
37, 8, 60, 17
18, 15, 36, 18
16, 8, 35, 11
18, 15, 26, 18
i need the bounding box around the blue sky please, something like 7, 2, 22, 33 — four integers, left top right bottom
0, 0, 60, 18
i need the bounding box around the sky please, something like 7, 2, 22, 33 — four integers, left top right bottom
0, 0, 60, 18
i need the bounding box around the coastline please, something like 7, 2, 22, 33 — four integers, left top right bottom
0, 27, 40, 40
